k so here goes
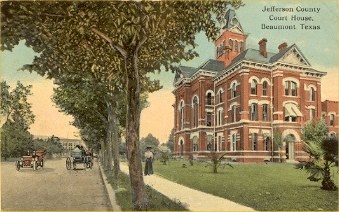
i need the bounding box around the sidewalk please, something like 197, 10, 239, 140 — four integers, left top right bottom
120, 162, 255, 211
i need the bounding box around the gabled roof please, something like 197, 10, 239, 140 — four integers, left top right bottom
269, 44, 311, 66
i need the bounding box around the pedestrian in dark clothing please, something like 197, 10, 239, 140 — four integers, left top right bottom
144, 146, 154, 176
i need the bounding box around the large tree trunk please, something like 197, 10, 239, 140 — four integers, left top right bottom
112, 109, 120, 179
125, 52, 147, 210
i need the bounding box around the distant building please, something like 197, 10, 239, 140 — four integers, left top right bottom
59, 138, 83, 154
172, 9, 338, 163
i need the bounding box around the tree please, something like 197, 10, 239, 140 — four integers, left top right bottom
273, 130, 284, 163
297, 119, 337, 190
205, 152, 234, 173
1, 1, 243, 209
0, 81, 35, 159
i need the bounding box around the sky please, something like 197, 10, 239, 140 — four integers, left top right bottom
1, 0, 338, 143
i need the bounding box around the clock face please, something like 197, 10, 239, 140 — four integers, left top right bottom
232, 17, 238, 25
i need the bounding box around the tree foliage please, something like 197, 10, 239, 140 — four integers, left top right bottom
1, 1, 243, 209
296, 120, 337, 191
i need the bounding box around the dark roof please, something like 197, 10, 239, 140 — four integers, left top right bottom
198, 59, 224, 72
179, 66, 197, 78
269, 44, 295, 63
223, 9, 244, 32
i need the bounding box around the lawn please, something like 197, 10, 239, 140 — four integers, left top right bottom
154, 160, 338, 211
105, 170, 188, 211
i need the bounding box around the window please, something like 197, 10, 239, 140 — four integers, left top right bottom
207, 135, 213, 151
310, 108, 315, 120
264, 137, 270, 151
285, 81, 289, 95
192, 97, 198, 128
285, 80, 298, 96
251, 103, 258, 121
231, 83, 237, 98
231, 134, 237, 151
179, 101, 184, 130
206, 112, 212, 126
206, 92, 212, 105
232, 105, 237, 122
192, 137, 198, 152
252, 133, 258, 150
229, 39, 233, 51
262, 81, 268, 96
217, 108, 223, 126
262, 104, 268, 121
240, 41, 244, 52
291, 82, 297, 96
310, 87, 315, 101
235, 40, 238, 52
250, 79, 258, 95
217, 89, 223, 103
330, 114, 335, 126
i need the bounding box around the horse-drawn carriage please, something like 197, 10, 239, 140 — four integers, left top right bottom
16, 150, 46, 171
66, 146, 93, 170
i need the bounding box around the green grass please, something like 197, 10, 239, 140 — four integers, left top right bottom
105, 170, 188, 211
154, 160, 338, 211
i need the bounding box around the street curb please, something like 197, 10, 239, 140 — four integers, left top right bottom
98, 162, 121, 211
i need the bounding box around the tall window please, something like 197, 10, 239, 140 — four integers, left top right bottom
251, 79, 258, 95
235, 40, 238, 52
252, 133, 258, 150
217, 108, 223, 126
229, 39, 233, 50
285, 81, 290, 95
206, 92, 212, 105
285, 80, 298, 96
206, 112, 212, 126
310, 87, 315, 101
240, 41, 244, 52
207, 135, 213, 151
217, 89, 223, 103
231, 134, 237, 151
310, 108, 315, 120
251, 103, 258, 121
232, 105, 237, 122
262, 81, 268, 96
231, 83, 237, 98
264, 137, 270, 151
192, 96, 198, 128
330, 114, 335, 126
179, 101, 184, 130
291, 82, 297, 96
262, 104, 268, 121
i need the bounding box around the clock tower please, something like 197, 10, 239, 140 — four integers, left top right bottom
215, 9, 247, 67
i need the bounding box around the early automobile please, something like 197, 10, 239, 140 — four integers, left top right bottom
66, 146, 93, 170
16, 150, 46, 171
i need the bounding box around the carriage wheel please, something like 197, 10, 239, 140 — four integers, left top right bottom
40, 159, 44, 168
33, 161, 37, 170
66, 157, 72, 170
15, 161, 20, 171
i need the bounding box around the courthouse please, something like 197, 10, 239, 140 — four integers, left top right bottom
172, 9, 338, 162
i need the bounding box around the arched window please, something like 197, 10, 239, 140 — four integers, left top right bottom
192, 96, 199, 128
284, 80, 298, 96
330, 114, 335, 126
217, 89, 223, 103
235, 40, 238, 52
179, 101, 184, 130
206, 112, 212, 126
251, 79, 258, 95
206, 92, 212, 105
251, 103, 258, 121
309, 87, 315, 101
231, 82, 237, 98
240, 41, 244, 52
309, 108, 315, 120
291, 82, 297, 96
262, 81, 268, 96
264, 137, 270, 151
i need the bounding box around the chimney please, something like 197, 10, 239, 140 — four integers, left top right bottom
258, 38, 267, 58
278, 42, 288, 53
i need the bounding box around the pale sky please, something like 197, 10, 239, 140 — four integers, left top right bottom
1, 0, 338, 143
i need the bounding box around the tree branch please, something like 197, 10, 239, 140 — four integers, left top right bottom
91, 28, 127, 58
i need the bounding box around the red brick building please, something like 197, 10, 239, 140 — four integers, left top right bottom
172, 9, 337, 163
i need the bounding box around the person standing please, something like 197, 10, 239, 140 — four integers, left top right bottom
144, 146, 154, 176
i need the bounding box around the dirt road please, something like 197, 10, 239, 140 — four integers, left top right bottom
1, 158, 112, 210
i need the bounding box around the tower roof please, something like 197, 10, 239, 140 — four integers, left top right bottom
222, 9, 244, 33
